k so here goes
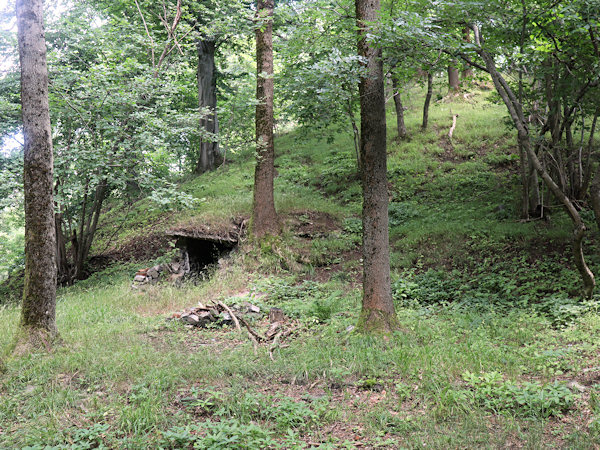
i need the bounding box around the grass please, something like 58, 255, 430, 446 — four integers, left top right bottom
2, 80, 600, 447
2, 270, 600, 447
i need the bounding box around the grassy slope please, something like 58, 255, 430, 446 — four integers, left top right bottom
2, 83, 600, 448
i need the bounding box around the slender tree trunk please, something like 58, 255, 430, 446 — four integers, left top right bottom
461, 28, 473, 81
422, 72, 433, 130
73, 181, 107, 280
448, 64, 459, 92
348, 104, 361, 172
17, 0, 58, 338
580, 112, 598, 197
55, 213, 70, 285
195, 38, 222, 174
591, 166, 600, 231
355, 0, 398, 333
391, 75, 407, 139
251, 0, 279, 238
475, 33, 595, 296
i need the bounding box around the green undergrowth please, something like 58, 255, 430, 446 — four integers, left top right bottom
2, 268, 600, 447
3, 82, 600, 446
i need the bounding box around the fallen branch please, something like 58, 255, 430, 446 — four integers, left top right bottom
217, 301, 241, 332
269, 330, 283, 361
448, 114, 459, 140
237, 315, 265, 343
248, 331, 259, 355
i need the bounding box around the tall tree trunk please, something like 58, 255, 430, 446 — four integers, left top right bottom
17, 0, 58, 338
391, 74, 407, 139
195, 38, 221, 174
422, 72, 433, 130
355, 0, 399, 333
448, 64, 459, 92
461, 28, 473, 82
251, 0, 279, 238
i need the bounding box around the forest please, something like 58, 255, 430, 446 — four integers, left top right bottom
1, 0, 600, 447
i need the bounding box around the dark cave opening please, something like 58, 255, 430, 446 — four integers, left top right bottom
175, 236, 237, 275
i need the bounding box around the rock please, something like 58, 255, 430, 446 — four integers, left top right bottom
567, 381, 587, 392
346, 325, 355, 333
182, 314, 200, 325
147, 268, 159, 279
197, 311, 215, 326
171, 262, 181, 273
168, 272, 184, 284
246, 302, 261, 314
221, 312, 232, 323
269, 307, 285, 323
134, 274, 147, 283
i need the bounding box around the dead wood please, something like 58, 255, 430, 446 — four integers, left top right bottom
448, 114, 459, 140
217, 301, 241, 332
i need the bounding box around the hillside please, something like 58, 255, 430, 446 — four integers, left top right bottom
2, 84, 600, 448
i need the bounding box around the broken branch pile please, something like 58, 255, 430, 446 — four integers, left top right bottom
170, 302, 295, 359
170, 300, 261, 328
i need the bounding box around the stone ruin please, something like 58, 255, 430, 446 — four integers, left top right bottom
132, 225, 241, 288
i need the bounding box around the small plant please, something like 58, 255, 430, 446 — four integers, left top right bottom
359, 377, 385, 392
395, 382, 412, 402
531, 348, 574, 377
184, 387, 226, 416
159, 425, 198, 449
534, 296, 600, 327
198, 418, 274, 449
342, 217, 362, 235
309, 292, 342, 323
388, 202, 419, 227
159, 420, 274, 449
462, 371, 577, 417
270, 395, 326, 431
58, 423, 113, 449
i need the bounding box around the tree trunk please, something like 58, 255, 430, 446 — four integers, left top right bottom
476, 35, 595, 297
73, 180, 107, 280
591, 166, 600, 231
422, 72, 433, 130
461, 28, 473, 81
17, 0, 58, 338
55, 212, 70, 285
251, 0, 279, 238
518, 139, 530, 219
391, 75, 407, 139
355, 0, 399, 333
195, 38, 222, 174
448, 65, 459, 92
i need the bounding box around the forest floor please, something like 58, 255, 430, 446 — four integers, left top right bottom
2, 84, 600, 448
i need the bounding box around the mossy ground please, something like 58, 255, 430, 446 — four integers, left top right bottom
2, 81, 600, 448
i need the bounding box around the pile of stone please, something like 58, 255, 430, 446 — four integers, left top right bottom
132, 259, 190, 288
170, 301, 262, 328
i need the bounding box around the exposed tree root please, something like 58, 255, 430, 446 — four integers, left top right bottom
355, 308, 402, 335
12, 326, 60, 357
